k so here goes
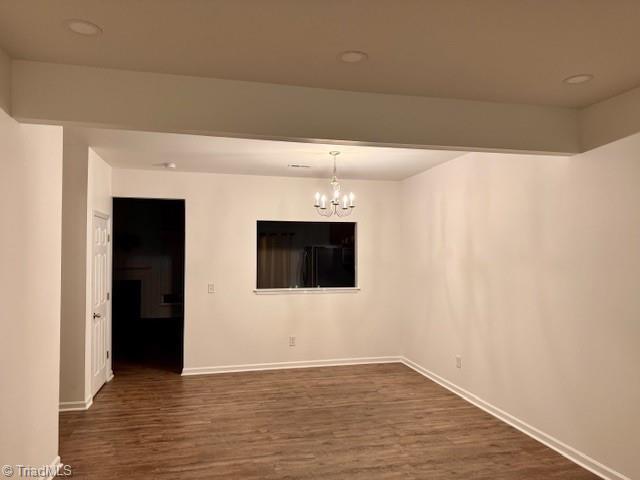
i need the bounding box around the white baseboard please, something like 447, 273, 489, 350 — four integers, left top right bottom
400, 357, 630, 480
125, 354, 629, 479
181, 356, 401, 376
107, 370, 114, 382
59, 395, 93, 412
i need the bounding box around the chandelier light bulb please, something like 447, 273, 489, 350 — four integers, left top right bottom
349, 192, 355, 207
314, 192, 321, 207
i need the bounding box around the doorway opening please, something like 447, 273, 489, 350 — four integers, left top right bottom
112, 198, 185, 373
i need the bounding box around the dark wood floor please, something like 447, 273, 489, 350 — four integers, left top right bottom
59, 363, 597, 479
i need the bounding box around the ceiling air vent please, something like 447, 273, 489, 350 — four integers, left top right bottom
288, 164, 311, 169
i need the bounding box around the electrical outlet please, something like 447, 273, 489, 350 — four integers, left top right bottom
208, 283, 215, 294
456, 355, 462, 369
289, 336, 296, 347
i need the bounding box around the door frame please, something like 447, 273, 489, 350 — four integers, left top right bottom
91, 210, 113, 393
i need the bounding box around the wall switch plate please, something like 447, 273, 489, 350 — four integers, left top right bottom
208, 283, 215, 294
289, 336, 296, 347
456, 355, 462, 368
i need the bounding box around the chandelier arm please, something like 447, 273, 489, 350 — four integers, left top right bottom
316, 205, 334, 217
336, 206, 352, 217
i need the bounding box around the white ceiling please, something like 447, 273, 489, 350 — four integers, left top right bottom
1, 1, 639, 108
78, 128, 464, 181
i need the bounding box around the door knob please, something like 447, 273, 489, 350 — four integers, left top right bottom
93, 313, 102, 319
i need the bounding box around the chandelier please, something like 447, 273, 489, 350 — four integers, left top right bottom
314, 151, 356, 217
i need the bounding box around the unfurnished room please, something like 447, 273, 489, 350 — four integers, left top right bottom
0, 2, 639, 479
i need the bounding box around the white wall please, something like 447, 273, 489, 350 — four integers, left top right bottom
11, 60, 580, 154
88, 148, 113, 217
0, 110, 63, 471
59, 133, 89, 404
59, 139, 112, 405
84, 149, 113, 397
400, 137, 640, 480
580, 84, 640, 151
112, 169, 401, 369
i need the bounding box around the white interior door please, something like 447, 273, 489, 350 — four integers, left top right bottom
91, 214, 109, 396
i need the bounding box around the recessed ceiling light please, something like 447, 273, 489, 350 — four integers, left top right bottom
339, 51, 368, 63
164, 162, 177, 170
65, 19, 103, 36
563, 74, 594, 85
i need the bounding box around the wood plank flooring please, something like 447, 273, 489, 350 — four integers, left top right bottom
59, 363, 598, 479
